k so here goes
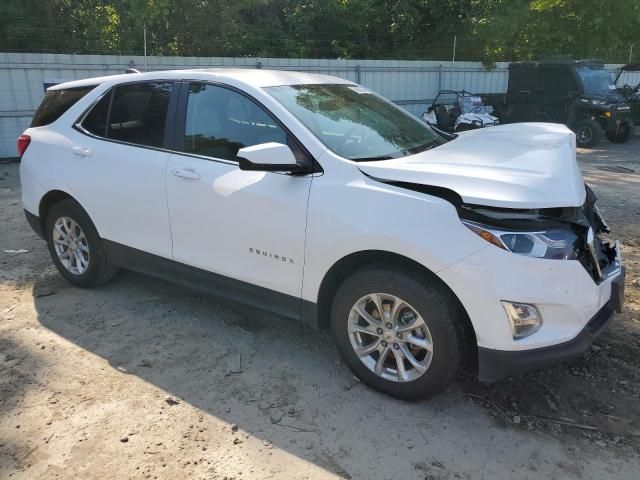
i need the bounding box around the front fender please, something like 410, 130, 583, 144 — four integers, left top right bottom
301, 170, 488, 303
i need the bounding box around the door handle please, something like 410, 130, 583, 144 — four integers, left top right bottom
172, 168, 201, 180
72, 146, 92, 157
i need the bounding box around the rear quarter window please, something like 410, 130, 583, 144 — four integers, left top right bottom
31, 86, 96, 127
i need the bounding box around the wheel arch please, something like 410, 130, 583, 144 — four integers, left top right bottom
38, 190, 79, 233
313, 249, 478, 369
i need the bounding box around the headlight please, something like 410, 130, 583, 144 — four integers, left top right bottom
462, 221, 579, 260
581, 98, 612, 108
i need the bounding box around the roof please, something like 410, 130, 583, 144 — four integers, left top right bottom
619, 63, 640, 72
49, 68, 353, 91
509, 59, 606, 69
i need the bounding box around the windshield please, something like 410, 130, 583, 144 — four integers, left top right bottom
460, 95, 493, 114
576, 66, 616, 96
266, 84, 444, 161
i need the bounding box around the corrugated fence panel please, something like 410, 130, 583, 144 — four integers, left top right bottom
0, 52, 633, 157
616, 71, 640, 87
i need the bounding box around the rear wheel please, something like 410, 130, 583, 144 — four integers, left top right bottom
45, 199, 119, 287
575, 120, 601, 148
330, 266, 466, 400
605, 121, 632, 143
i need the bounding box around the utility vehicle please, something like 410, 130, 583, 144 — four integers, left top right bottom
483, 60, 633, 148
614, 63, 640, 125
421, 90, 499, 132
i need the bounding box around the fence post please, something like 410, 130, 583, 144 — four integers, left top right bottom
438, 64, 443, 91
356, 64, 361, 84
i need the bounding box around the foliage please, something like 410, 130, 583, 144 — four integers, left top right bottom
473, 0, 640, 63
1, 1, 638, 63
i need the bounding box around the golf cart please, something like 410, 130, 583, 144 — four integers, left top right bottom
614, 63, 640, 125
422, 90, 499, 133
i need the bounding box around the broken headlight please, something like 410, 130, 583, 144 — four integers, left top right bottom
462, 221, 579, 260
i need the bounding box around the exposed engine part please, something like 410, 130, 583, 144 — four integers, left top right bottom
367, 171, 618, 284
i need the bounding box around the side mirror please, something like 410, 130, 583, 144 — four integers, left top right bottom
237, 142, 306, 173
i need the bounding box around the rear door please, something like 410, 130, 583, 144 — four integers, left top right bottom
69, 81, 177, 257
165, 81, 313, 300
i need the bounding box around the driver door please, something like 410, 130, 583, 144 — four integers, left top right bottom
165, 82, 313, 301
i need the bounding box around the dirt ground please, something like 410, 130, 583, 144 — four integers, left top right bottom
1, 133, 639, 480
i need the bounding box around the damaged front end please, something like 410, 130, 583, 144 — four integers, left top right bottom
457, 185, 622, 288
364, 169, 623, 313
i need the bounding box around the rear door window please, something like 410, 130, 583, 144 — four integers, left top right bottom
31, 86, 96, 127
107, 82, 173, 148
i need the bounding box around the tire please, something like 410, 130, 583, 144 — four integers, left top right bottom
574, 120, 601, 148
330, 266, 466, 401
45, 199, 119, 288
605, 121, 632, 143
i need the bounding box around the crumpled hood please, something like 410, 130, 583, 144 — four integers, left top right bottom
358, 122, 586, 209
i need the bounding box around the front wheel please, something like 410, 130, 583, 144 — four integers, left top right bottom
45, 199, 119, 288
575, 120, 602, 148
605, 121, 632, 143
330, 267, 466, 400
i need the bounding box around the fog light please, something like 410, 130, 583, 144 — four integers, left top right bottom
501, 301, 542, 339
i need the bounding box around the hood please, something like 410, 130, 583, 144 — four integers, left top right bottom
587, 93, 626, 103
358, 123, 586, 209
456, 112, 498, 125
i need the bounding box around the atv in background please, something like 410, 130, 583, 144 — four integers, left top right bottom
422, 90, 499, 133
482, 60, 634, 148
614, 63, 640, 125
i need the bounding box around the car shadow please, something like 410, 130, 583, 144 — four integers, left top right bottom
30, 269, 604, 478
0, 336, 46, 474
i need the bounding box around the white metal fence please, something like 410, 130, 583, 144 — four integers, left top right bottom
1, 52, 638, 158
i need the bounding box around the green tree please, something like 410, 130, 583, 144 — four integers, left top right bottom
472, 0, 640, 63
1, 1, 638, 62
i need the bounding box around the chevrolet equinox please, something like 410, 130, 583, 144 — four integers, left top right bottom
19, 69, 625, 399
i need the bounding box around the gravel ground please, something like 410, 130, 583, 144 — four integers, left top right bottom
1, 133, 639, 480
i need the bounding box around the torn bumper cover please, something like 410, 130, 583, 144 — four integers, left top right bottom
440, 184, 625, 381
478, 266, 624, 382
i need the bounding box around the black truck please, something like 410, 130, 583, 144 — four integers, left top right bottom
482, 60, 633, 148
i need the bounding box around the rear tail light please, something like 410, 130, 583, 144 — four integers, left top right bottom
17, 134, 31, 158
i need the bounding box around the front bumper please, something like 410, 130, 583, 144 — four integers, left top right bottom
478, 268, 624, 381
600, 109, 633, 130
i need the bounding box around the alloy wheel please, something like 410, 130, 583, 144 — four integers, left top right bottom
52, 216, 90, 275
347, 293, 433, 382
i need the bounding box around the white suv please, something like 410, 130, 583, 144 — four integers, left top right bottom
19, 69, 625, 400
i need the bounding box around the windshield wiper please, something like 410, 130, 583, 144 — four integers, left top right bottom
351, 154, 396, 162
352, 142, 442, 162
408, 141, 441, 154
